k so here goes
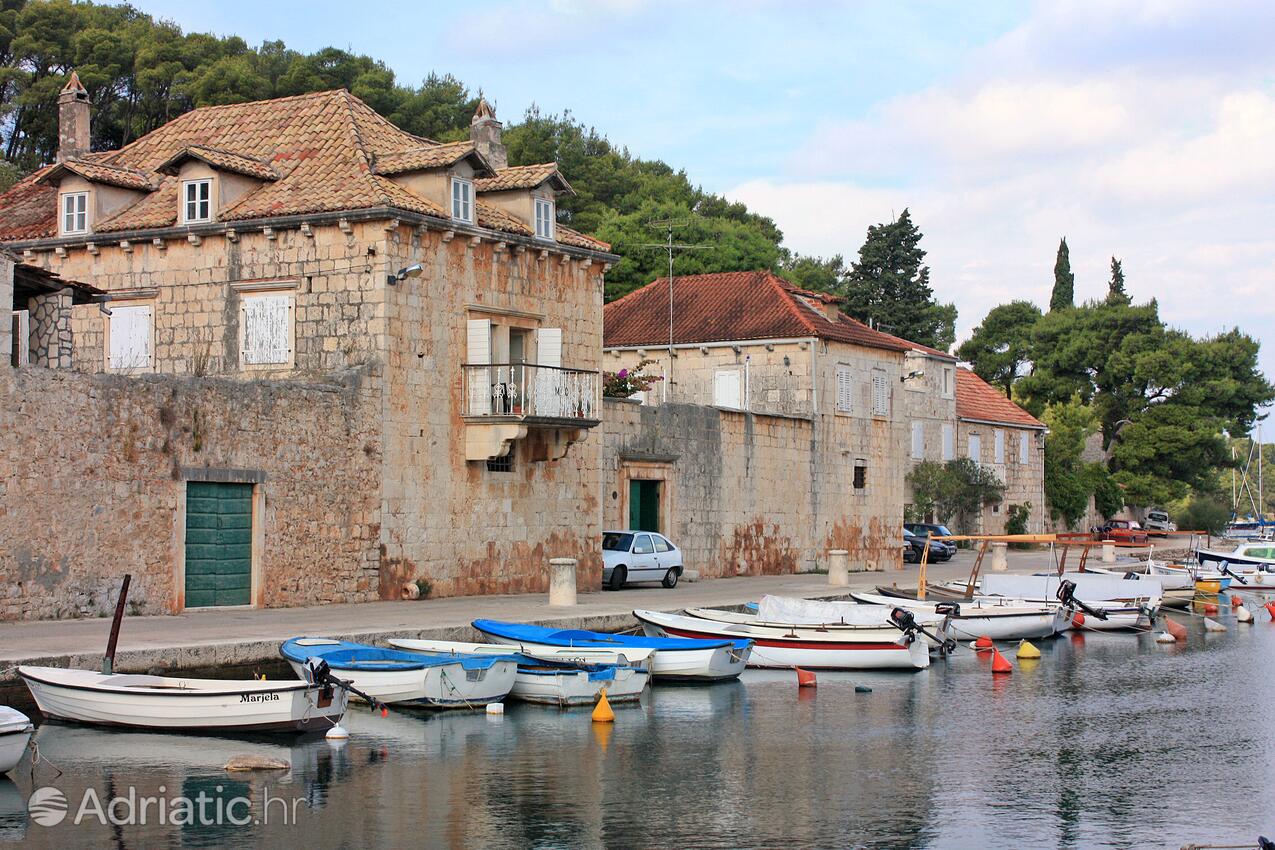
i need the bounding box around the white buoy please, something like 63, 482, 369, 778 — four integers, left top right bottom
325, 723, 349, 741
1236, 605, 1254, 623
486, 702, 504, 716
1204, 617, 1227, 633
1154, 631, 1176, 643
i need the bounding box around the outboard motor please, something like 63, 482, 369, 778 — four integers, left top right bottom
1056, 579, 1109, 621
889, 607, 957, 656
934, 602, 960, 617
303, 656, 387, 715
1219, 560, 1248, 585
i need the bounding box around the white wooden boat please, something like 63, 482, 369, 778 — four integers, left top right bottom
281, 638, 517, 709
0, 708, 32, 774
387, 639, 649, 706
18, 666, 347, 734
472, 619, 750, 682
848, 593, 1062, 640
633, 609, 931, 670
684, 601, 952, 648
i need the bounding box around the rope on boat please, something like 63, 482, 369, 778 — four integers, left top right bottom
438, 668, 478, 711
26, 736, 62, 782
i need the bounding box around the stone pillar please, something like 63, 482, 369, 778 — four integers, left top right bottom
549, 557, 577, 606
1102, 540, 1116, 563
827, 549, 849, 586
990, 542, 1008, 572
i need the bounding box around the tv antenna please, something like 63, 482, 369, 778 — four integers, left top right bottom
639, 218, 713, 401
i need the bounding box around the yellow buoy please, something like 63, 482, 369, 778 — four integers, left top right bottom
1016, 640, 1041, 660
591, 688, 615, 723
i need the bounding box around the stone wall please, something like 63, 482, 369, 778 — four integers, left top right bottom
958, 421, 1046, 534
899, 351, 958, 515
0, 258, 10, 365
27, 289, 73, 368
0, 365, 381, 621
602, 397, 903, 577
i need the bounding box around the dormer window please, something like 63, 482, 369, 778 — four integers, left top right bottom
61, 192, 88, 234
183, 179, 211, 223
535, 198, 555, 240
451, 177, 473, 223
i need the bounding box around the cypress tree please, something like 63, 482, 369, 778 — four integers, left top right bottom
1106, 256, 1130, 305
1049, 238, 1074, 312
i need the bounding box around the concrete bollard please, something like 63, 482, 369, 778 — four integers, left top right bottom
827, 549, 850, 586
990, 542, 1008, 572
549, 557, 578, 606
1102, 540, 1116, 563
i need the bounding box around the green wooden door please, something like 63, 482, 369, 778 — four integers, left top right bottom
628, 480, 661, 533
184, 482, 253, 608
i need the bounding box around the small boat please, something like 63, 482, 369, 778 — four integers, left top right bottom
280, 638, 517, 709
633, 609, 931, 671
0, 709, 32, 774
1081, 565, 1194, 608
472, 619, 750, 682
848, 593, 1062, 640
386, 639, 649, 706
18, 665, 347, 734
686, 599, 952, 649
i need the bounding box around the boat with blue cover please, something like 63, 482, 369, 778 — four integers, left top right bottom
471, 620, 751, 682
387, 639, 650, 706
280, 638, 517, 709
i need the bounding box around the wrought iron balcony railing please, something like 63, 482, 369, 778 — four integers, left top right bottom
462, 363, 600, 422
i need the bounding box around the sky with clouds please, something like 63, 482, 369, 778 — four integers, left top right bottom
136, 0, 1275, 383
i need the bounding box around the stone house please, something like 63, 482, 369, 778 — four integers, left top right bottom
0, 73, 618, 620
601, 270, 915, 574
955, 367, 1047, 534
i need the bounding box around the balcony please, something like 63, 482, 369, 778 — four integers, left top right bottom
461, 363, 601, 461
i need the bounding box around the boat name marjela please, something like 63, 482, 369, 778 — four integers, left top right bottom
239, 693, 281, 703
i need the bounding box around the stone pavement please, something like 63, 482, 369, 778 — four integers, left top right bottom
0, 549, 1067, 683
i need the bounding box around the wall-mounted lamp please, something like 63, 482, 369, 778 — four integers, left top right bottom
901, 369, 924, 382
387, 263, 424, 286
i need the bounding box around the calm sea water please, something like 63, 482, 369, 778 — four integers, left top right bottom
3, 602, 1273, 850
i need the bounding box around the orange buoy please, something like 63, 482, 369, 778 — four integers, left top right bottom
592, 688, 615, 723
1266, 601, 1275, 620
1203, 602, 1219, 615
974, 635, 994, 650
1163, 617, 1187, 641
1072, 611, 1085, 628
991, 648, 1013, 675
1232, 595, 1243, 608
796, 667, 817, 688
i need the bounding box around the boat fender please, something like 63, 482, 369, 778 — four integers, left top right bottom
973, 635, 994, 650
796, 668, 817, 688
1154, 632, 1176, 643
592, 689, 615, 723
1236, 605, 1254, 624
1232, 594, 1243, 608
1016, 640, 1041, 660
1203, 617, 1227, 633
1163, 618, 1187, 641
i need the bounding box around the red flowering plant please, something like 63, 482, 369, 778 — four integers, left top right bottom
603, 358, 664, 398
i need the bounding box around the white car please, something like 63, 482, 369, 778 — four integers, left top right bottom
602, 530, 684, 590
1144, 509, 1177, 532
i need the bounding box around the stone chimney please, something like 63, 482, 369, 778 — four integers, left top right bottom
469, 97, 507, 171
57, 71, 90, 162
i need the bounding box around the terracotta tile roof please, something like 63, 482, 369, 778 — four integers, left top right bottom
475, 163, 572, 194
603, 270, 912, 353
956, 368, 1045, 429
0, 171, 58, 240
371, 141, 484, 175
156, 145, 279, 181
474, 201, 531, 236
37, 158, 155, 191
556, 224, 610, 251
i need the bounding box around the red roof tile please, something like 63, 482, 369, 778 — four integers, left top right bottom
603, 270, 912, 353
475, 163, 572, 194
37, 158, 155, 191
956, 368, 1044, 429
156, 145, 279, 181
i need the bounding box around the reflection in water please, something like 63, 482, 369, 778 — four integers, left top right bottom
4, 603, 1274, 849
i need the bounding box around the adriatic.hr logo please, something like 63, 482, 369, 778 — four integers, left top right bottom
26, 784, 308, 827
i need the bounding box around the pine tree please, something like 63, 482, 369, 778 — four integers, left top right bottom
841, 209, 957, 349
1049, 238, 1075, 312
1106, 256, 1130, 305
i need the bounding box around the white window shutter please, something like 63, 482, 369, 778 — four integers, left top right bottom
467, 318, 492, 415
242, 295, 291, 365
942, 424, 955, 461
994, 429, 1005, 464
1020, 433, 1030, 465
969, 434, 982, 465
714, 370, 742, 409
911, 421, 924, 459
537, 327, 562, 367
871, 369, 889, 416
110, 305, 151, 370
836, 366, 852, 412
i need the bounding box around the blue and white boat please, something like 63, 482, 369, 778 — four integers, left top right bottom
387, 639, 650, 706
280, 638, 517, 709
471, 620, 751, 682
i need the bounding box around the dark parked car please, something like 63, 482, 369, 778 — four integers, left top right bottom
904, 523, 956, 561
903, 528, 952, 564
